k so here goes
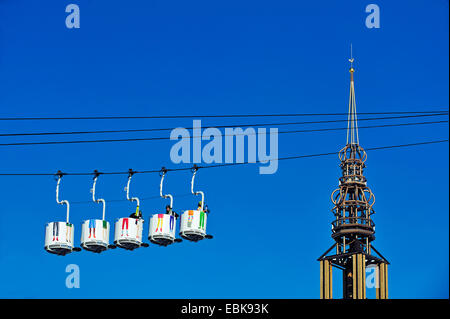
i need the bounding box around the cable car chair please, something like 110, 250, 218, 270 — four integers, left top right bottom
148, 168, 182, 246
80, 171, 115, 253
179, 166, 213, 242
44, 171, 81, 256
114, 169, 149, 250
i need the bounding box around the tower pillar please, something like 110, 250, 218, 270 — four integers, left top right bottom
376, 262, 388, 299
320, 259, 333, 299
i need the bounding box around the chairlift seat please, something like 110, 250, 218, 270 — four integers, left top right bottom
179, 210, 208, 242
114, 217, 144, 250
81, 219, 110, 253
148, 213, 177, 246
44, 222, 74, 255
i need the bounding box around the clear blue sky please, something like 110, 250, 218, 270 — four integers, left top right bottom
0, 0, 448, 298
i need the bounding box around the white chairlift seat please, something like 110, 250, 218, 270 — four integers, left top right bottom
114, 217, 144, 250
81, 219, 110, 253
148, 213, 180, 246
44, 222, 75, 256
179, 210, 208, 242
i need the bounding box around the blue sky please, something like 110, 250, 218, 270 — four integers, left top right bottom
0, 0, 448, 298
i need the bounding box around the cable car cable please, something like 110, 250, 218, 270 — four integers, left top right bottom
0, 110, 447, 121
0, 139, 446, 176
0, 113, 447, 137
188, 139, 449, 170
0, 120, 447, 147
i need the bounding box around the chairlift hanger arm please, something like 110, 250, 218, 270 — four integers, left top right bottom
126, 169, 140, 208
159, 167, 173, 209
92, 170, 106, 220
191, 165, 205, 211
55, 171, 70, 223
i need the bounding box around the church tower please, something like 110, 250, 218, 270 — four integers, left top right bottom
318, 54, 389, 299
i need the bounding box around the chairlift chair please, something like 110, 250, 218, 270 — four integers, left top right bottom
148, 168, 182, 247
114, 169, 148, 250
44, 172, 81, 256
179, 166, 213, 242
80, 171, 114, 253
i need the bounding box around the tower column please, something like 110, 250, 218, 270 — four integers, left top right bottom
376, 263, 388, 299
351, 253, 366, 299
320, 260, 333, 299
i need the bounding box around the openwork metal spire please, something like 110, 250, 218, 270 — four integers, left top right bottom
339, 54, 366, 165
318, 52, 389, 299
332, 53, 375, 258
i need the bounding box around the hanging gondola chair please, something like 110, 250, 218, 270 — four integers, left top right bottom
44, 171, 81, 256
114, 169, 148, 250
148, 168, 182, 247
80, 171, 115, 253
179, 166, 213, 242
